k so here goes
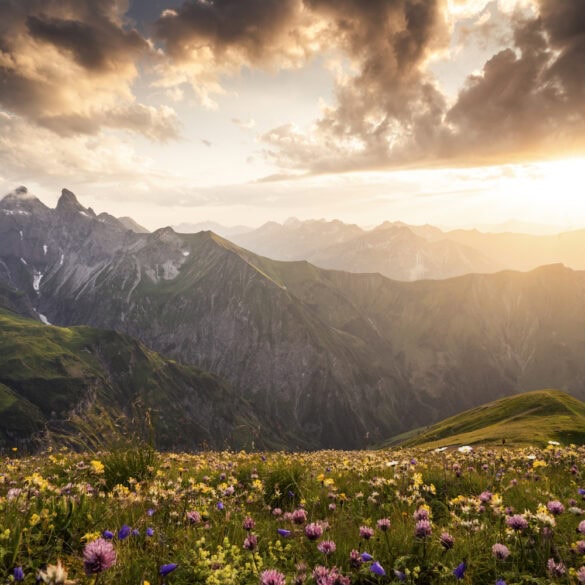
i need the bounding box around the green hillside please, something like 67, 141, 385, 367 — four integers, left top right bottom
398, 389, 585, 448
0, 307, 267, 451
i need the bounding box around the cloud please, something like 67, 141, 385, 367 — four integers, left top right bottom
0, 0, 180, 140
232, 117, 256, 130
2, 0, 583, 179
256, 0, 585, 173
0, 111, 159, 185
259, 0, 451, 173
445, 0, 585, 163
154, 0, 454, 171
152, 0, 326, 107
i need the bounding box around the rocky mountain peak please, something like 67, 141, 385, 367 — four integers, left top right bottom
56, 188, 87, 214
1, 186, 49, 213
55, 189, 96, 218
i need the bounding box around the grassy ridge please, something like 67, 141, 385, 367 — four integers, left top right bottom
0, 307, 264, 451
399, 389, 585, 448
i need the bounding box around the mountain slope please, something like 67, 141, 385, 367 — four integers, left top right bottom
397, 390, 585, 448
0, 303, 264, 451
4, 188, 585, 449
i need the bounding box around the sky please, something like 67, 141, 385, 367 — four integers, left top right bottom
0, 0, 583, 231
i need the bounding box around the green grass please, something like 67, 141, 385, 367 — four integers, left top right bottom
3, 444, 585, 584
399, 389, 585, 449
0, 308, 264, 452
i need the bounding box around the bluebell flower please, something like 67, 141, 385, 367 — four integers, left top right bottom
159, 564, 178, 576
146, 527, 154, 537
277, 528, 291, 537
370, 562, 386, 576
453, 562, 467, 580
102, 530, 114, 539
13, 567, 25, 582
394, 570, 406, 582
361, 552, 373, 561
217, 501, 224, 510
118, 524, 131, 540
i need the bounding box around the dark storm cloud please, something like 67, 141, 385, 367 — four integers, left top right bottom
26, 13, 147, 72
155, 0, 302, 63
257, 0, 585, 172
445, 0, 585, 163
0, 0, 179, 140
260, 0, 450, 172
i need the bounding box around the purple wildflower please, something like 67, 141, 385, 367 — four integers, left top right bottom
13, 567, 24, 582
492, 543, 510, 560
413, 507, 430, 521
479, 490, 492, 503
147, 508, 155, 516
506, 514, 528, 531
440, 532, 454, 550
243, 516, 256, 531
305, 522, 324, 540
292, 509, 307, 524
243, 534, 258, 551
312, 566, 350, 585
260, 569, 286, 585
146, 527, 154, 537
394, 570, 406, 582
217, 501, 224, 511
349, 550, 363, 568
83, 538, 117, 575
370, 562, 386, 576
187, 511, 201, 524
277, 528, 292, 538
547, 558, 566, 577
361, 552, 373, 562
118, 524, 131, 540
415, 519, 432, 538
453, 562, 466, 580
377, 518, 391, 531
359, 526, 374, 540
495, 580, 507, 585
317, 540, 336, 555
159, 564, 178, 577
547, 500, 565, 515
102, 530, 114, 539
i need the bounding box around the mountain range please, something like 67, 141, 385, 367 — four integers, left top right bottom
3, 186, 585, 450
221, 218, 585, 280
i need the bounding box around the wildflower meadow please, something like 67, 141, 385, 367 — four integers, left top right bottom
2, 443, 585, 584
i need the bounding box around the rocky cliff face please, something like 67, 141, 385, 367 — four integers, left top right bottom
3, 187, 585, 449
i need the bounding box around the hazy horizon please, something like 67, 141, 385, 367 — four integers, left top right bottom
0, 0, 583, 231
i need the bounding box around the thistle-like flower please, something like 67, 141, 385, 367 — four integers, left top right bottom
83, 538, 117, 575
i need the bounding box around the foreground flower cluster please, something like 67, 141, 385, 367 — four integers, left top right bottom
2, 443, 585, 584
